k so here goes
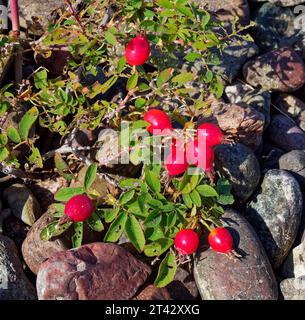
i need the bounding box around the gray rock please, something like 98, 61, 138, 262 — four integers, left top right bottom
17, 0, 63, 34
245, 169, 302, 269
249, 0, 305, 7
280, 277, 305, 300
0, 235, 36, 300
243, 47, 305, 92
194, 209, 278, 300
192, 0, 250, 25
214, 143, 261, 203
211, 39, 259, 83
225, 82, 271, 126
281, 241, 305, 279
260, 143, 285, 172
274, 94, 305, 131
3, 184, 42, 226
267, 114, 305, 151
166, 267, 199, 300
279, 150, 305, 187
251, 3, 298, 54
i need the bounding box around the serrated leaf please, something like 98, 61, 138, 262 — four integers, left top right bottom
127, 71, 138, 91
84, 163, 97, 190
156, 68, 173, 88
119, 189, 135, 205
54, 187, 85, 202
144, 238, 174, 257
7, 127, 21, 144
104, 212, 127, 242
72, 222, 83, 248
196, 185, 218, 197
184, 52, 201, 62
155, 252, 177, 288
125, 215, 145, 252
171, 72, 193, 85
19, 107, 39, 140
190, 189, 202, 207
87, 211, 104, 232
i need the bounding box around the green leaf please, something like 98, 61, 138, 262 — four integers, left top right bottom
125, 215, 145, 252
144, 238, 174, 257
132, 120, 149, 129
117, 56, 126, 73
127, 71, 138, 91
144, 211, 162, 228
7, 127, 21, 144
184, 52, 201, 62
34, 69, 48, 89
135, 98, 147, 109
119, 178, 142, 189
0, 133, 7, 146
72, 222, 83, 248
157, 0, 174, 9
0, 147, 9, 161
176, 4, 193, 18
119, 189, 135, 205
201, 11, 211, 28
216, 178, 232, 194
40, 220, 73, 241
196, 185, 218, 197
154, 252, 177, 288
19, 107, 39, 140
105, 30, 117, 45
104, 212, 127, 242
90, 76, 118, 98
102, 208, 120, 223
84, 163, 97, 190
182, 193, 192, 209
145, 168, 161, 193
171, 72, 193, 85
156, 68, 173, 88
218, 194, 234, 205
53, 203, 65, 213
190, 189, 202, 207
54, 187, 85, 202
0, 101, 9, 116
28, 146, 43, 168
87, 211, 104, 232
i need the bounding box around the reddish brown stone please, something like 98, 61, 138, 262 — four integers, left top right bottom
243, 47, 305, 92
134, 285, 170, 300
36, 243, 151, 300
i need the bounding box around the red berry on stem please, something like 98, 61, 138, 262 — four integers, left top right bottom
144, 109, 172, 135
174, 229, 199, 255
186, 139, 215, 172
208, 227, 233, 254
125, 35, 150, 66
197, 123, 223, 147
64, 194, 94, 222
166, 139, 189, 176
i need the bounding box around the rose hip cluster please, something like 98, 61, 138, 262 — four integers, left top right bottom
144, 108, 223, 176
124, 34, 233, 256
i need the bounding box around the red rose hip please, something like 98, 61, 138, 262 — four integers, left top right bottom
208, 227, 233, 254
64, 194, 94, 222
186, 139, 215, 172
125, 35, 150, 66
197, 123, 223, 147
174, 229, 199, 255
144, 109, 172, 135
166, 139, 189, 176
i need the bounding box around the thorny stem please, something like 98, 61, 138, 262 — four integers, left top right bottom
10, 0, 20, 38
